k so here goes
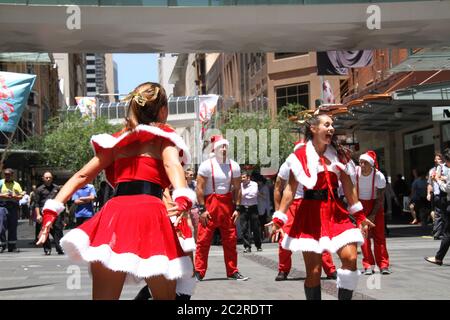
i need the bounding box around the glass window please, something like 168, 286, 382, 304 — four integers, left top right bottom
276, 83, 309, 112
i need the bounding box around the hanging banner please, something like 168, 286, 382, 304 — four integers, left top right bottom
75, 96, 97, 118
322, 80, 336, 104
317, 50, 373, 76
198, 94, 219, 141
0, 71, 36, 133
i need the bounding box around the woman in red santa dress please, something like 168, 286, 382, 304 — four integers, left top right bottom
269, 110, 374, 300
36, 82, 196, 300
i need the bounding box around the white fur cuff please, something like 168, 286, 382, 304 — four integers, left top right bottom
172, 188, 197, 205
273, 211, 288, 224
43, 199, 65, 214
336, 268, 361, 291
348, 202, 363, 214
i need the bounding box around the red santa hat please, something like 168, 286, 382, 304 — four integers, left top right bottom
359, 150, 378, 168
293, 139, 306, 152
210, 135, 229, 151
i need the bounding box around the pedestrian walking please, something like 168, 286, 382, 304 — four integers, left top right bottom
425, 148, 450, 266
0, 168, 23, 253
34, 171, 64, 255
240, 171, 262, 253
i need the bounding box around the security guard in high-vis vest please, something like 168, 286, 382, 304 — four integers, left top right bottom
0, 168, 23, 253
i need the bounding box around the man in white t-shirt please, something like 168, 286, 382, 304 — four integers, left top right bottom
357, 151, 390, 275
195, 135, 248, 281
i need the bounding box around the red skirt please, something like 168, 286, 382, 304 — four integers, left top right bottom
60, 194, 193, 281
282, 198, 364, 253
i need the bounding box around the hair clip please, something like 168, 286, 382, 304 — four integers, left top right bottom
296, 110, 313, 125
121, 91, 147, 107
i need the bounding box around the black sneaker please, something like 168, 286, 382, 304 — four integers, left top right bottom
243, 247, 251, 253
275, 271, 288, 281
44, 250, 51, 256
380, 268, 391, 275
363, 268, 374, 275
257, 247, 263, 252
8, 248, 20, 253
0, 247, 5, 253
194, 271, 204, 281
228, 272, 249, 281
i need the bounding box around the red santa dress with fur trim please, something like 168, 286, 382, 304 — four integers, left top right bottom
60, 123, 193, 281
282, 141, 364, 253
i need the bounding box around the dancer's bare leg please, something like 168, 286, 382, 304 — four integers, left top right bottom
91, 261, 126, 300
302, 251, 322, 287
337, 243, 358, 270
146, 275, 176, 300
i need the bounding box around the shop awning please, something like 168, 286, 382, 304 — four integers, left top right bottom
389, 48, 450, 73
334, 72, 450, 132
0, 53, 52, 64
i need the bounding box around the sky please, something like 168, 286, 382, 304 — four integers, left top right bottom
113, 53, 159, 96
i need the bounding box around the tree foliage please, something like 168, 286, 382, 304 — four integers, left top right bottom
22, 114, 122, 173
217, 103, 306, 169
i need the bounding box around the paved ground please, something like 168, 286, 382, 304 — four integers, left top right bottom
1, 218, 449, 300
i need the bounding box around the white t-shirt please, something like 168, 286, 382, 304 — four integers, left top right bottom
241, 180, 259, 206
198, 158, 241, 196
356, 167, 386, 200
278, 162, 304, 199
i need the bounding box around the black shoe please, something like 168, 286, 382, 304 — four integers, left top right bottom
424, 256, 443, 266
134, 286, 152, 300
243, 247, 251, 253
363, 268, 374, 275
194, 271, 204, 281
256, 247, 263, 252
326, 271, 337, 280
0, 247, 5, 253
44, 250, 51, 256
227, 272, 249, 281
8, 248, 20, 253
57, 250, 65, 255
275, 271, 288, 281
380, 268, 391, 275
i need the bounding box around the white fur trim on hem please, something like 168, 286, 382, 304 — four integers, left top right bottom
60, 228, 192, 281
172, 188, 197, 205
330, 228, 364, 252
179, 237, 196, 253
273, 211, 288, 224
176, 275, 196, 296
281, 228, 364, 253
348, 202, 363, 214
43, 199, 65, 214
336, 268, 361, 291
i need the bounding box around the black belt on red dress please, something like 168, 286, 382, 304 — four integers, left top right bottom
303, 189, 339, 200
113, 180, 163, 199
